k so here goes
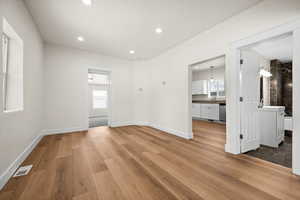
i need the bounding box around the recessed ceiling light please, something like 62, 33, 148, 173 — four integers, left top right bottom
155, 28, 163, 34
82, 0, 92, 6
77, 36, 85, 42
129, 50, 135, 54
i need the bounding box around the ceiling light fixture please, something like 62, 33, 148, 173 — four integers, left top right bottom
129, 50, 135, 54
82, 0, 92, 6
155, 28, 163, 34
210, 66, 215, 82
77, 36, 85, 42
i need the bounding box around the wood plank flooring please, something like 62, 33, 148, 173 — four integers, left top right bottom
1, 120, 300, 200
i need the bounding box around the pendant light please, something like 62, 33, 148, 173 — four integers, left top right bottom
210, 66, 215, 82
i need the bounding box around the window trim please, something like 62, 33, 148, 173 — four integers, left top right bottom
2, 33, 9, 111
2, 18, 24, 113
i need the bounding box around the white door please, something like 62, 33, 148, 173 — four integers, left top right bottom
88, 71, 110, 127
88, 84, 108, 117
240, 50, 261, 153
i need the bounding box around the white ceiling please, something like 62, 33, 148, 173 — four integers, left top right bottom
192, 56, 225, 71
251, 34, 293, 63
24, 0, 261, 60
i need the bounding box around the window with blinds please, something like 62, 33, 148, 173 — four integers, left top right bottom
2, 18, 24, 112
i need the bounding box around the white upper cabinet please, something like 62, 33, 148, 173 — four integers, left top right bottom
192, 80, 208, 95
217, 80, 225, 97
192, 79, 225, 97
208, 80, 225, 97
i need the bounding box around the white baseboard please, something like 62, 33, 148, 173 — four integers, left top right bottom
0, 135, 43, 190
42, 126, 88, 135
293, 168, 300, 176
149, 124, 193, 140
111, 121, 192, 140
110, 121, 134, 127
132, 121, 150, 126
225, 143, 240, 155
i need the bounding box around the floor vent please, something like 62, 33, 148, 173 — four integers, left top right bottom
13, 165, 33, 177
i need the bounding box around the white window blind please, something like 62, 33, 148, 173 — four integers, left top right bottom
93, 90, 107, 109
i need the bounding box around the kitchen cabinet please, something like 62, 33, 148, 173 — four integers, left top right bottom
208, 80, 225, 97
200, 104, 219, 120
192, 103, 201, 118
192, 80, 225, 97
258, 106, 285, 148
192, 80, 208, 95
192, 103, 220, 121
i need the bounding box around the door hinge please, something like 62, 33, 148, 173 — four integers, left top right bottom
240, 59, 243, 65
239, 97, 243, 102
240, 134, 243, 140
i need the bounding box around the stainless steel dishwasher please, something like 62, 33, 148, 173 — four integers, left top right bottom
219, 104, 226, 122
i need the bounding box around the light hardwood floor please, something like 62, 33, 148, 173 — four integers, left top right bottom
1, 120, 300, 200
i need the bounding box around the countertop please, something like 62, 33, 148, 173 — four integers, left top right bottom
258, 106, 285, 112
192, 100, 226, 104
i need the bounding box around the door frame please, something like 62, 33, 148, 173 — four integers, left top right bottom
87, 68, 112, 127
226, 18, 300, 175
188, 55, 226, 140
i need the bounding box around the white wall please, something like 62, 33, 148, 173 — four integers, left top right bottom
43, 44, 134, 133
132, 62, 151, 125
132, 0, 300, 137
192, 67, 225, 81
0, 0, 44, 181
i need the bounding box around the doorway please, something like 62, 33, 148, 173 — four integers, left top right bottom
239, 34, 293, 168
190, 56, 227, 150
88, 69, 111, 128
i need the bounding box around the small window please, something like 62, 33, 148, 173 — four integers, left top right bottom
2, 18, 23, 112
93, 90, 107, 109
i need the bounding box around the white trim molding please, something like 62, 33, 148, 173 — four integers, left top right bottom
0, 135, 43, 190
293, 168, 300, 176
292, 28, 300, 176
111, 121, 192, 139
133, 121, 150, 126
149, 123, 193, 140
42, 126, 88, 135
110, 121, 134, 127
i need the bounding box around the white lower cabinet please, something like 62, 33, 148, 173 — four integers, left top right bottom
192, 103, 201, 118
192, 103, 219, 121
259, 107, 285, 148
200, 104, 219, 120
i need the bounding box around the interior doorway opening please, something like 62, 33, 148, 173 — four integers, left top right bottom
239, 33, 293, 168
88, 69, 111, 128
190, 56, 226, 150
